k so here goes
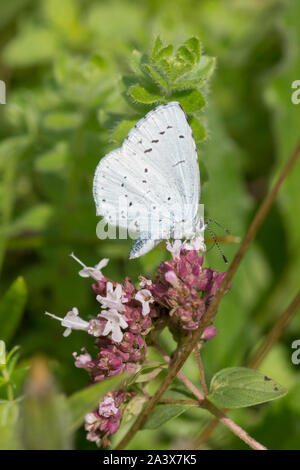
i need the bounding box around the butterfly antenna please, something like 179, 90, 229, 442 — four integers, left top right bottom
205, 237, 216, 253
206, 226, 228, 264
205, 217, 231, 235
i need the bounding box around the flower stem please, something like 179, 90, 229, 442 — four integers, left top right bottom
152, 346, 266, 450
159, 398, 200, 405
116, 140, 300, 450
194, 347, 208, 395
154, 343, 204, 401
177, 370, 204, 402
192, 290, 300, 448
248, 289, 300, 369
202, 400, 267, 450
2, 368, 14, 401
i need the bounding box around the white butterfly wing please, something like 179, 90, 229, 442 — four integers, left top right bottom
93, 102, 200, 239
124, 102, 200, 217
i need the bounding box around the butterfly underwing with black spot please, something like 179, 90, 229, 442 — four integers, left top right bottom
93, 102, 204, 258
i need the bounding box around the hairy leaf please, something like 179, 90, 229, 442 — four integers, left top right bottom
128, 85, 162, 104
171, 89, 205, 113
142, 404, 196, 430
208, 367, 288, 408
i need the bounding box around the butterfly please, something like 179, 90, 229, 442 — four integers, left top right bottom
93, 101, 205, 259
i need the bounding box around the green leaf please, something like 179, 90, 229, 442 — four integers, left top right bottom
23, 393, 71, 450
0, 402, 20, 450
184, 37, 201, 62
155, 45, 173, 62
0, 0, 32, 30
5, 346, 20, 364
171, 89, 205, 113
130, 362, 167, 384
122, 395, 147, 423
143, 64, 168, 90
199, 160, 209, 186
142, 404, 196, 430
90, 53, 109, 70
0, 277, 27, 344
176, 45, 195, 65
10, 366, 30, 394
0, 377, 8, 389
0, 136, 31, 168
5, 204, 54, 237
0, 341, 5, 365
7, 350, 20, 375
151, 36, 163, 60
169, 385, 195, 400
35, 142, 69, 173
67, 374, 126, 432
134, 367, 164, 383
0, 136, 32, 272
171, 56, 216, 89
42, 0, 83, 42
189, 115, 207, 143
130, 49, 143, 75
43, 111, 82, 130
111, 118, 139, 145
22, 363, 72, 450
207, 367, 288, 409
128, 85, 162, 104
196, 55, 216, 79
3, 27, 58, 67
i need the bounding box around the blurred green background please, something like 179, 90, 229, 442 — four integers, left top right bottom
0, 0, 299, 450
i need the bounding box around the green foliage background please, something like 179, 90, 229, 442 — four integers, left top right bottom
0, 0, 299, 449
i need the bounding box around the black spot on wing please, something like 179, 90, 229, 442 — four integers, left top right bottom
173, 160, 185, 167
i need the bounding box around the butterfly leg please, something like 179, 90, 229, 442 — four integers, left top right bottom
129, 233, 160, 259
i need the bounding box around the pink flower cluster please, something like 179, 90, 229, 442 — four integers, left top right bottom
150, 246, 226, 333
45, 242, 228, 447
85, 391, 126, 447
83, 278, 157, 382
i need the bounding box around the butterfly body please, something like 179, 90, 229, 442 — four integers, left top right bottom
93, 102, 204, 259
